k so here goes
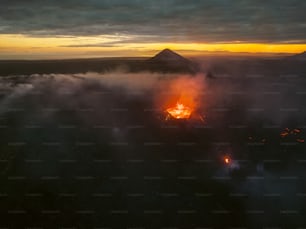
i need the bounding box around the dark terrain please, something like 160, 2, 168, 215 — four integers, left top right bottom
0, 50, 306, 229
0, 49, 199, 76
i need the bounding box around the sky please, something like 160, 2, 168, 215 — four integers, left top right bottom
1, 0, 306, 59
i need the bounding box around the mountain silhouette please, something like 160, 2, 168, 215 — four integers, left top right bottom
151, 48, 189, 62
149, 49, 199, 73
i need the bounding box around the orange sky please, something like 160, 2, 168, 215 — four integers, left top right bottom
1, 34, 306, 59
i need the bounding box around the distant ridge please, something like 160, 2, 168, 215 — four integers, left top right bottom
0, 49, 200, 75
288, 51, 306, 60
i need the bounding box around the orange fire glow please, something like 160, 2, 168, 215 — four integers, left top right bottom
156, 75, 204, 120
166, 102, 193, 119
224, 156, 231, 164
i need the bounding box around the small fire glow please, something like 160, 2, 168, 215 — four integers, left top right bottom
280, 127, 304, 143
166, 102, 193, 119
224, 156, 231, 164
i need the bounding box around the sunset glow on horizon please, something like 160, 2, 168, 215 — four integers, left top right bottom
1, 34, 306, 59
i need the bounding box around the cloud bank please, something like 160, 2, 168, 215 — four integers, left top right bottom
0, 0, 306, 43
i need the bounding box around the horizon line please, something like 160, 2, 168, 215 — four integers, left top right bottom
0, 50, 300, 61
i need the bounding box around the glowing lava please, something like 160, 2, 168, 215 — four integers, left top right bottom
224, 156, 231, 164
166, 102, 193, 119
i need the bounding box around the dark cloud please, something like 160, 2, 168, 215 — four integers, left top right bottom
0, 0, 306, 43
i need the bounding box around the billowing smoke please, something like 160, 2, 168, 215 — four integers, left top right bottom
0, 70, 305, 227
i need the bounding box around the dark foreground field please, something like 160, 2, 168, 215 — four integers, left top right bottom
0, 58, 306, 228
